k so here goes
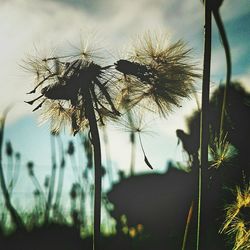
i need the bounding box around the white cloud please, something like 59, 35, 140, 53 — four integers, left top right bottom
0, 0, 249, 178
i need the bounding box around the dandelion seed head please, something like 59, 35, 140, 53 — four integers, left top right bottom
25, 40, 121, 134
116, 33, 200, 116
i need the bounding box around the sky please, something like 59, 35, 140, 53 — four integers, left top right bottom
0, 0, 250, 208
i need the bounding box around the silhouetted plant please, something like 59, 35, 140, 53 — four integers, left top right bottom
0, 108, 25, 230
9, 152, 21, 196
5, 141, 14, 189
115, 34, 199, 115
24, 31, 200, 249
26, 161, 46, 210
24, 44, 122, 250
45, 131, 58, 223
70, 183, 81, 227
67, 140, 81, 183
44, 175, 50, 198
176, 129, 199, 168
54, 134, 66, 211
66, 139, 87, 229
197, 0, 232, 248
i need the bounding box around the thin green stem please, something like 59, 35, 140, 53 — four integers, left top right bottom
9, 154, 21, 196
130, 132, 136, 176
29, 172, 47, 207
54, 135, 65, 209
213, 9, 231, 143
197, 1, 212, 249
45, 133, 57, 223
196, 168, 202, 250
127, 111, 136, 176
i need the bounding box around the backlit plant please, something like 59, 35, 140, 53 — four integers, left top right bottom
25, 33, 199, 250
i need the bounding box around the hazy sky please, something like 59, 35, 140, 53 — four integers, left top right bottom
0, 0, 250, 207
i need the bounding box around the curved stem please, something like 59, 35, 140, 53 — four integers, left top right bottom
213, 9, 231, 143
9, 154, 21, 196
197, 2, 212, 249
84, 88, 102, 250
0, 108, 25, 229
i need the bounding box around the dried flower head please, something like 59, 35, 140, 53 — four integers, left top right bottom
115, 33, 200, 116
209, 133, 237, 169
5, 141, 13, 157
27, 161, 34, 176
220, 184, 250, 250
25, 45, 120, 135
67, 141, 75, 156
44, 176, 50, 188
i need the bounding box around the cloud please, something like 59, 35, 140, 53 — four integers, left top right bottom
1, 0, 249, 179
0, 0, 201, 121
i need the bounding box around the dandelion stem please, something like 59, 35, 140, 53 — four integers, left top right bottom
45, 132, 57, 223
213, 9, 231, 143
197, 1, 212, 249
0, 107, 25, 229
54, 135, 65, 209
9, 153, 21, 196
29, 172, 47, 208
84, 88, 102, 250
127, 111, 136, 176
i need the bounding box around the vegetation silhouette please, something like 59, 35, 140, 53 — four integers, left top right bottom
0, 81, 249, 249
107, 82, 250, 250
0, 0, 248, 245
187, 82, 250, 185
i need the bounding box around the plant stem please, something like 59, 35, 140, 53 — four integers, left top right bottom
84, 88, 102, 250
102, 126, 114, 185
197, 1, 212, 249
0, 108, 25, 229
213, 9, 231, 143
30, 172, 46, 207
127, 111, 136, 176
182, 201, 194, 250
54, 135, 65, 209
45, 133, 57, 223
